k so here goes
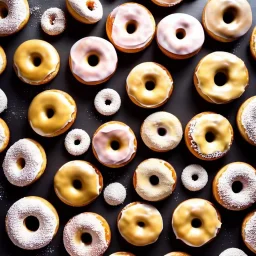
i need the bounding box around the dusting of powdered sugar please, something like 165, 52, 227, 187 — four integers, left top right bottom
219, 248, 247, 256
104, 182, 126, 206
244, 212, 256, 252
0, 88, 7, 113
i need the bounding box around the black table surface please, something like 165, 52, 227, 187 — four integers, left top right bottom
1, 0, 256, 255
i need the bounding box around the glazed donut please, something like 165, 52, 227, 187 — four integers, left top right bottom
133, 158, 177, 201
69, 37, 118, 85
213, 162, 256, 211
63, 212, 111, 256
65, 129, 91, 156
103, 182, 126, 206
106, 3, 155, 53
92, 121, 137, 168
172, 198, 221, 247
94, 89, 121, 116
194, 52, 249, 104
14, 40, 60, 85
66, 0, 103, 24
41, 8, 66, 36
219, 248, 247, 256
126, 62, 173, 108
157, 14, 204, 59
28, 90, 77, 137
0, 88, 7, 113
117, 202, 163, 246
3, 138, 46, 187
181, 164, 208, 192
164, 253, 191, 256
0, 46, 7, 75
54, 161, 103, 207
151, 0, 182, 7
141, 111, 182, 152
185, 112, 233, 161
0, 118, 9, 152
250, 27, 256, 60
202, 0, 252, 42
0, 0, 30, 36
242, 211, 256, 254
237, 96, 256, 146
6, 196, 59, 250
110, 253, 135, 256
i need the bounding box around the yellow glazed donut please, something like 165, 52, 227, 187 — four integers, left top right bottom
14, 40, 60, 85
0, 118, 9, 152
172, 198, 222, 247
117, 202, 163, 246
202, 0, 252, 42
28, 90, 77, 137
164, 253, 191, 256
242, 211, 256, 254
250, 27, 256, 60
54, 160, 103, 207
194, 52, 249, 104
185, 112, 233, 161
126, 62, 173, 108
110, 253, 135, 256
0, 46, 7, 75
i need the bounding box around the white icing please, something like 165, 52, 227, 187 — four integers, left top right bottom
70, 37, 117, 83
157, 13, 204, 56
94, 89, 121, 116
0, 121, 6, 149
0, 88, 7, 113
244, 212, 256, 252
154, 0, 182, 7
63, 213, 109, 256
111, 3, 155, 50
3, 139, 43, 187
219, 248, 247, 256
104, 182, 126, 206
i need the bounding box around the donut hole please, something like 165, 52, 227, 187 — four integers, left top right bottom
150, 175, 159, 186
145, 81, 155, 91
223, 7, 237, 24
73, 179, 82, 190
205, 132, 215, 143
24, 216, 40, 232
46, 108, 55, 119
0, 2, 8, 19
126, 21, 138, 34
88, 54, 99, 67
192, 174, 198, 181
105, 99, 112, 105
232, 181, 243, 193
176, 28, 186, 40
214, 72, 227, 86
191, 218, 202, 228
137, 221, 145, 228
81, 233, 92, 245
49, 14, 57, 25
158, 127, 167, 136
74, 139, 81, 145
110, 140, 120, 151
86, 1, 95, 11
32, 55, 42, 67
17, 158, 26, 170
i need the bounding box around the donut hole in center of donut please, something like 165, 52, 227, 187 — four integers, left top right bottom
73, 179, 82, 190
232, 181, 243, 193
205, 131, 215, 143
81, 232, 92, 245
17, 158, 26, 170
176, 28, 186, 40
158, 127, 167, 136
24, 216, 40, 232
223, 7, 237, 24
105, 99, 112, 105
214, 72, 227, 86
31, 54, 42, 67
126, 21, 138, 34
150, 175, 159, 186
111, 140, 120, 150
86, 1, 95, 11
145, 81, 155, 91
74, 139, 81, 145
88, 54, 99, 67
192, 174, 198, 181
0, 3, 8, 19
49, 14, 57, 25
191, 218, 202, 228
46, 108, 55, 119
137, 221, 145, 228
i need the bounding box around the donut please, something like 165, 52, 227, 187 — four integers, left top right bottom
0, 88, 7, 113
3, 138, 46, 187
103, 182, 126, 206
63, 212, 111, 256
133, 158, 177, 201
69, 37, 118, 85
141, 111, 183, 152
0, 0, 30, 36
151, 0, 182, 7
250, 27, 256, 60
0, 118, 10, 152
41, 8, 66, 36
54, 161, 103, 207
110, 253, 135, 256
126, 62, 173, 108
213, 162, 256, 211
28, 90, 77, 137
202, 0, 252, 42
117, 202, 163, 246
185, 112, 233, 161
106, 3, 155, 53
92, 121, 137, 168
14, 40, 60, 85
164, 253, 191, 256
65, 129, 91, 156
6, 196, 59, 250
94, 89, 121, 116
194, 52, 249, 104
172, 198, 221, 247
237, 96, 256, 146
157, 14, 205, 59
242, 211, 256, 254
0, 45, 7, 75
66, 0, 103, 24
181, 164, 208, 192
219, 248, 247, 256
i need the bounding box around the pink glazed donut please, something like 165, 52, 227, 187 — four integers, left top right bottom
69, 36, 118, 85
157, 13, 205, 59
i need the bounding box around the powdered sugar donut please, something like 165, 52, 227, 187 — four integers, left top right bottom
157, 13, 205, 59
219, 248, 247, 256
213, 162, 256, 211
2, 138, 47, 187
104, 182, 126, 206
65, 129, 90, 156
41, 8, 66, 36
0, 46, 7, 75
141, 112, 183, 152
63, 212, 111, 256
0, 88, 7, 113
6, 196, 59, 250
181, 164, 208, 191
0, 118, 10, 152
242, 211, 256, 254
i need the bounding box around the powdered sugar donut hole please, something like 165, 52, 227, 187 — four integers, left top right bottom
94, 89, 121, 116
41, 8, 66, 36
0, 88, 7, 113
65, 129, 90, 156
181, 164, 208, 191
104, 182, 126, 206
219, 248, 247, 256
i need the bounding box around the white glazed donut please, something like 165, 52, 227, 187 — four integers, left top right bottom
65, 129, 90, 156
157, 13, 205, 59
6, 196, 59, 250
63, 212, 111, 256
94, 89, 121, 116
181, 164, 208, 191
41, 8, 66, 36
104, 182, 126, 206
70, 37, 118, 85
141, 112, 183, 152
0, 88, 7, 113
219, 248, 247, 256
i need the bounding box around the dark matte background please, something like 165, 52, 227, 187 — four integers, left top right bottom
0, 0, 256, 255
